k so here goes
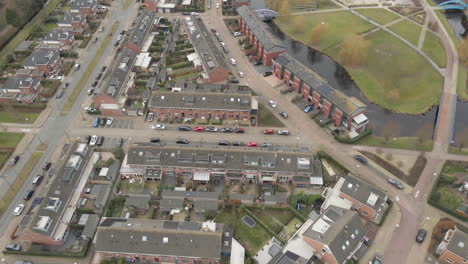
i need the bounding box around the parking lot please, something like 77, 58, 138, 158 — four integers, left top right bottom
92, 118, 135, 129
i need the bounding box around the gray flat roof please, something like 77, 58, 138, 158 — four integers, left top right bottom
96, 218, 223, 259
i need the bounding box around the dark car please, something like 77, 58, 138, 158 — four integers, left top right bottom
176, 138, 189, 144
150, 137, 160, 143
230, 78, 240, 84
353, 155, 368, 165
279, 112, 288, 119
101, 66, 107, 72
263, 71, 273, 77
254, 60, 263, 66
91, 80, 98, 87
23, 189, 35, 201
218, 141, 230, 146
65, 82, 69, 88
42, 162, 52, 171
178, 126, 192, 131
232, 141, 242, 146
233, 128, 244, 133
5, 244, 21, 251
220, 127, 232, 133
96, 73, 103, 80
96, 136, 105, 146
84, 135, 91, 144
11, 155, 20, 166
416, 229, 427, 243
387, 178, 404, 189
99, 117, 107, 126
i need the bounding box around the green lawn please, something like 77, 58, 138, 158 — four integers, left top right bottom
0, 133, 24, 148
457, 68, 468, 100
387, 19, 422, 47
442, 162, 467, 174
258, 104, 285, 127
315, 0, 341, 10
354, 8, 400, 25
357, 135, 433, 151
422, 31, 447, 68
434, 187, 463, 210
0, 152, 10, 168
215, 206, 272, 255
248, 207, 294, 233
0, 111, 40, 124
276, 11, 375, 51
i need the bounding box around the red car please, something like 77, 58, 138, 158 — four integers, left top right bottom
193, 126, 205, 132
247, 142, 257, 147
262, 129, 274, 135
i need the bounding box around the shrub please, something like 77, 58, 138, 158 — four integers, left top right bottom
430, 192, 441, 202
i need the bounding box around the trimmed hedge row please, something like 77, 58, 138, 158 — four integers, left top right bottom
241, 206, 286, 244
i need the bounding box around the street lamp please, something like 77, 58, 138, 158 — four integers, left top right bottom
2, 258, 9, 264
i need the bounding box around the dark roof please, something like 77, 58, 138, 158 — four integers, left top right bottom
303, 206, 368, 264
159, 198, 184, 211
70, 0, 98, 11
125, 194, 151, 210
95, 218, 223, 259
194, 199, 219, 211
162, 190, 219, 201
447, 228, 468, 259
1, 76, 40, 91
340, 175, 387, 211
81, 214, 100, 240
15, 41, 33, 52
237, 6, 285, 53
43, 29, 74, 42
58, 12, 86, 25
23, 48, 60, 67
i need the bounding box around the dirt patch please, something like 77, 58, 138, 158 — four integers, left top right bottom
361, 151, 427, 186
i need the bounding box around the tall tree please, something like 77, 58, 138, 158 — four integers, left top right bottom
308, 23, 329, 46
338, 34, 370, 67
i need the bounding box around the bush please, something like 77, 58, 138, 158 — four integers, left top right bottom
112, 148, 124, 160
430, 192, 441, 202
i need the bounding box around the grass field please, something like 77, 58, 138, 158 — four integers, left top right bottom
248, 207, 295, 233
277, 11, 375, 51
258, 104, 285, 127
0, 152, 43, 216
215, 206, 272, 255
62, 22, 119, 114
0, 111, 40, 124
387, 19, 422, 47
357, 135, 433, 151
354, 8, 400, 25
422, 31, 447, 68
314, 0, 340, 10
0, 152, 10, 168
0, 133, 24, 148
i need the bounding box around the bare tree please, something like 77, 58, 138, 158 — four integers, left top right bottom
458, 38, 468, 67
338, 34, 370, 67
308, 23, 329, 46
381, 120, 400, 143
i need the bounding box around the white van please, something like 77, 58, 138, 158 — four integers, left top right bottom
32, 175, 44, 185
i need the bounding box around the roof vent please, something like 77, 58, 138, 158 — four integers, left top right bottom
142, 236, 147, 242
161, 96, 165, 100
163, 237, 169, 244
230, 98, 234, 102
202, 97, 206, 101
458, 241, 465, 248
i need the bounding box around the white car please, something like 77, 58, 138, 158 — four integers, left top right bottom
238, 71, 245, 78
152, 124, 166, 130
13, 204, 24, 216
89, 135, 98, 146
50, 75, 62, 80
99, 26, 104, 32
117, 34, 123, 41
216, 3, 220, 8
233, 32, 241, 37
191, 12, 199, 16
106, 117, 113, 125
229, 58, 236, 65
268, 100, 277, 108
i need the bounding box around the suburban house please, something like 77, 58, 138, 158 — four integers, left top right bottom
184, 15, 230, 83
22, 48, 63, 76
160, 190, 220, 213
436, 226, 468, 264
95, 218, 223, 264
57, 12, 88, 34
273, 53, 368, 132
120, 146, 323, 188
41, 29, 75, 49
237, 5, 285, 65
0, 76, 42, 103
69, 0, 99, 16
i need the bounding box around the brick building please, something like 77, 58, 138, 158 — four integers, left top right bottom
93, 95, 123, 116
69, 0, 99, 16
237, 6, 285, 66
120, 146, 323, 188
22, 48, 63, 76
57, 13, 88, 34
273, 53, 369, 132
0, 76, 42, 103
436, 226, 468, 264
42, 29, 75, 48
95, 218, 223, 264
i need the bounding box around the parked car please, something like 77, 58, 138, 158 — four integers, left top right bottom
106, 117, 114, 125
218, 141, 230, 146
268, 100, 277, 108
74, 63, 80, 71
279, 112, 288, 119
233, 128, 244, 133
178, 126, 192, 131
193, 126, 205, 132
5, 244, 21, 251
370, 256, 382, 264
247, 142, 257, 147
263, 129, 274, 135
229, 58, 237, 65
277, 130, 290, 135
101, 66, 107, 72
147, 113, 154, 122
99, 117, 107, 126
89, 135, 98, 146
23, 190, 34, 201
387, 178, 404, 189
150, 137, 160, 143
92, 117, 100, 128
211, 27, 217, 33
152, 124, 166, 130
416, 229, 427, 243
13, 204, 25, 216
238, 71, 245, 78
216, 2, 220, 8
254, 60, 262, 66
206, 126, 218, 132
91, 80, 98, 87
55, 89, 64, 99
232, 141, 242, 146
353, 155, 368, 165
263, 71, 273, 77
304, 105, 314, 113
42, 162, 52, 171
230, 78, 240, 84
32, 175, 44, 186
84, 135, 91, 144
96, 73, 103, 80
176, 138, 189, 144
64, 82, 69, 88
96, 136, 105, 146
220, 127, 232, 133
261, 142, 273, 148
87, 89, 94, 95
11, 155, 20, 166
233, 32, 241, 37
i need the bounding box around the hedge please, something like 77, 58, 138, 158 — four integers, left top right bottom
317, 151, 350, 173
335, 129, 372, 144
427, 173, 468, 222
241, 206, 286, 244
169, 62, 193, 70
378, 200, 393, 226
76, 208, 96, 214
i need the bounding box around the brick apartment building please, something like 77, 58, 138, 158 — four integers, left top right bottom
148, 91, 258, 122
273, 53, 369, 132
42, 28, 75, 48
21, 48, 63, 76
57, 12, 88, 34
237, 6, 285, 66
95, 218, 223, 264
69, 0, 99, 16
436, 226, 468, 264
120, 146, 323, 188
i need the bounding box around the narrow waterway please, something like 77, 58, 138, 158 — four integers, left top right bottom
267, 22, 438, 137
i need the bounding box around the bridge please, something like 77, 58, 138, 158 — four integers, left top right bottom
254, 9, 280, 20
437, 0, 468, 10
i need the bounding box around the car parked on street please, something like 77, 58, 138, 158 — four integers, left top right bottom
220, 127, 232, 133
23, 190, 34, 201
193, 126, 205, 132
99, 117, 107, 126
353, 155, 368, 165
229, 58, 236, 65
277, 130, 290, 135
279, 112, 288, 119
152, 124, 166, 130
254, 60, 262, 66
304, 105, 314, 113
370, 256, 382, 264
268, 100, 277, 108
42, 162, 52, 171
150, 137, 160, 143
5, 244, 21, 251
218, 141, 230, 146
106, 117, 113, 125
263, 71, 273, 77
261, 142, 273, 148
232, 141, 242, 146
178, 126, 192, 131
263, 129, 274, 135
13, 204, 24, 216
74, 63, 80, 71
233, 128, 244, 133
247, 142, 257, 147
147, 113, 154, 122
11, 155, 20, 166
206, 126, 218, 132
89, 135, 98, 146
416, 229, 427, 243
96, 136, 104, 146
176, 138, 189, 144
238, 71, 245, 78
92, 117, 100, 128
387, 178, 404, 189
233, 32, 241, 37
87, 89, 95, 95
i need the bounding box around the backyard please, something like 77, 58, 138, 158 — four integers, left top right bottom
247, 206, 295, 233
